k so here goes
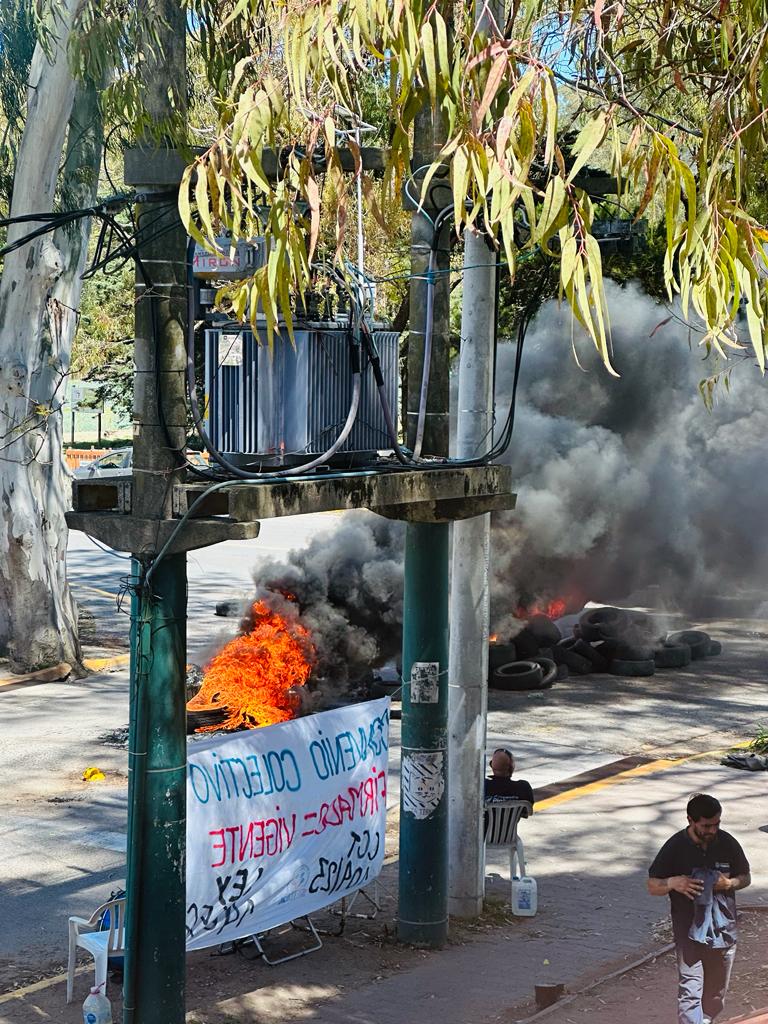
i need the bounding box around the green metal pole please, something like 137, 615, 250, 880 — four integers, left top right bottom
123, 554, 187, 1024
396, 22, 452, 942
398, 522, 450, 946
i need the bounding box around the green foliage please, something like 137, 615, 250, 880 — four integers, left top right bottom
0, 0, 36, 211
73, 265, 134, 419
159, 0, 768, 377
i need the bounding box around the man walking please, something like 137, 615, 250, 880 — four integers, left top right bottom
648, 793, 751, 1024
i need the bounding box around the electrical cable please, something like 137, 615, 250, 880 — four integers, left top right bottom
90, 204, 216, 481
413, 203, 454, 460
184, 239, 364, 479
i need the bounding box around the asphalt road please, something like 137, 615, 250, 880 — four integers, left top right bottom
1, 516, 766, 990
66, 510, 343, 660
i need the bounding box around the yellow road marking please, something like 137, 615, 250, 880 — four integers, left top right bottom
536, 757, 681, 811
72, 583, 118, 599
0, 965, 89, 1004
83, 653, 130, 672
537, 741, 752, 812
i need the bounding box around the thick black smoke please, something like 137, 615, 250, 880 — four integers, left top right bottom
256, 514, 404, 685
490, 281, 768, 636
255, 281, 768, 670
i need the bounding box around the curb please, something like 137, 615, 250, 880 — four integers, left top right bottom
83, 653, 130, 673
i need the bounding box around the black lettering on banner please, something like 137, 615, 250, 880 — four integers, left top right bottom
186, 865, 264, 938
308, 827, 381, 895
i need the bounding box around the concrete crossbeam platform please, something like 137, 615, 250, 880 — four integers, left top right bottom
68, 464, 515, 554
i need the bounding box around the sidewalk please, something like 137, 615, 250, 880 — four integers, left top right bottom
2, 752, 765, 1024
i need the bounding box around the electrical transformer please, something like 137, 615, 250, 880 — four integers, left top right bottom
203, 322, 399, 468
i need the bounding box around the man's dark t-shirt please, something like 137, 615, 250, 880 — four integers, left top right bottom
484, 776, 535, 805
648, 829, 750, 944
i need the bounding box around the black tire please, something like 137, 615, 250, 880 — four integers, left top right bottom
532, 657, 558, 688
614, 639, 655, 662
491, 660, 544, 691
556, 663, 570, 681
557, 636, 578, 650
653, 642, 692, 669
573, 639, 610, 672
215, 600, 240, 617
629, 612, 658, 638
512, 627, 540, 659
488, 643, 518, 673
610, 658, 656, 677
579, 607, 631, 642
553, 644, 592, 675
667, 630, 711, 661
708, 640, 722, 656
527, 613, 563, 647
593, 639, 619, 661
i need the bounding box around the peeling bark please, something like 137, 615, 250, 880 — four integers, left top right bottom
0, 1, 103, 673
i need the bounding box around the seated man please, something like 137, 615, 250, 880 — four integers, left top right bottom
484, 748, 534, 807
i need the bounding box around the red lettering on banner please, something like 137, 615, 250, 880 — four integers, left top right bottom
210, 829, 226, 868
207, 815, 296, 867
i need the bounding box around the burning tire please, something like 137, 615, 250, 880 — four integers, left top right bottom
527, 614, 562, 647
667, 630, 711, 660
511, 628, 540, 659
491, 660, 545, 691
610, 658, 656, 677
579, 607, 631, 642
653, 642, 692, 669
186, 707, 230, 733
532, 657, 558, 688
708, 640, 723, 656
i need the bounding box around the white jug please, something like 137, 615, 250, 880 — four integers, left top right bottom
82, 983, 113, 1024
512, 875, 538, 917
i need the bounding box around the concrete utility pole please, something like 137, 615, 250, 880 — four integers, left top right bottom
123, 2, 188, 1021
398, 84, 452, 947
448, 0, 502, 918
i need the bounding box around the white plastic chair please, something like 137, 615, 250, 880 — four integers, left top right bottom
483, 799, 533, 901
66, 896, 126, 1003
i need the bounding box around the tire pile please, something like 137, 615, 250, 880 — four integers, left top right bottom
489, 608, 722, 692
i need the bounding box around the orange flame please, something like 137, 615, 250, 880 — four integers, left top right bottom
187, 600, 314, 732
514, 598, 567, 621
489, 634, 499, 644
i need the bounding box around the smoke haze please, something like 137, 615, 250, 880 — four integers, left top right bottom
254, 281, 768, 671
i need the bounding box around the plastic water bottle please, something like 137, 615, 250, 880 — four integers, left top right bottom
82, 983, 112, 1024
512, 876, 538, 917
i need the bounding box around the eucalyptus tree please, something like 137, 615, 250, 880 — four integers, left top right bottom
176, 0, 768, 383
0, 1, 106, 672
4, 0, 768, 673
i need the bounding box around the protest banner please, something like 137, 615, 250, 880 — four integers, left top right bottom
185, 697, 390, 950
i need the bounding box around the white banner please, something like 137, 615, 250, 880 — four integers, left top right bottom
185, 698, 390, 950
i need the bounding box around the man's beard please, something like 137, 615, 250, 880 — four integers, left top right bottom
693, 825, 718, 846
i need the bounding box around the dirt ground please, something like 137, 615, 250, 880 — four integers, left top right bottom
505, 910, 768, 1024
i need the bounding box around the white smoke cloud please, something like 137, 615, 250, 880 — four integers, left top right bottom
490, 280, 768, 630
255, 280, 768, 666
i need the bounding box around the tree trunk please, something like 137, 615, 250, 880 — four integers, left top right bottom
0, 0, 101, 672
